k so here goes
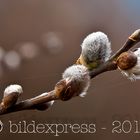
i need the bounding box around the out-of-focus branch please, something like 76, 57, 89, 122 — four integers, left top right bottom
0, 29, 140, 116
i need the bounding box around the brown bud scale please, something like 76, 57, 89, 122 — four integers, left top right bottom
2, 93, 19, 109
117, 51, 137, 70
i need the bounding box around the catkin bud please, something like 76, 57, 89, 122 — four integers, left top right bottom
55, 65, 90, 101
117, 51, 137, 70
77, 32, 112, 70
117, 49, 140, 81
1, 84, 23, 109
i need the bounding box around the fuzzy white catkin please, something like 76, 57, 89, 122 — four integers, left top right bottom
62, 65, 90, 97
2, 84, 23, 109
81, 31, 111, 64
4, 84, 23, 97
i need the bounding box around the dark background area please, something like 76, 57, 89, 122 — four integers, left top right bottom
0, 0, 140, 139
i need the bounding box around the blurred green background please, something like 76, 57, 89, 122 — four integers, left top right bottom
0, 0, 140, 139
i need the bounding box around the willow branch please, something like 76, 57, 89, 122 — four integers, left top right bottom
0, 29, 140, 116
